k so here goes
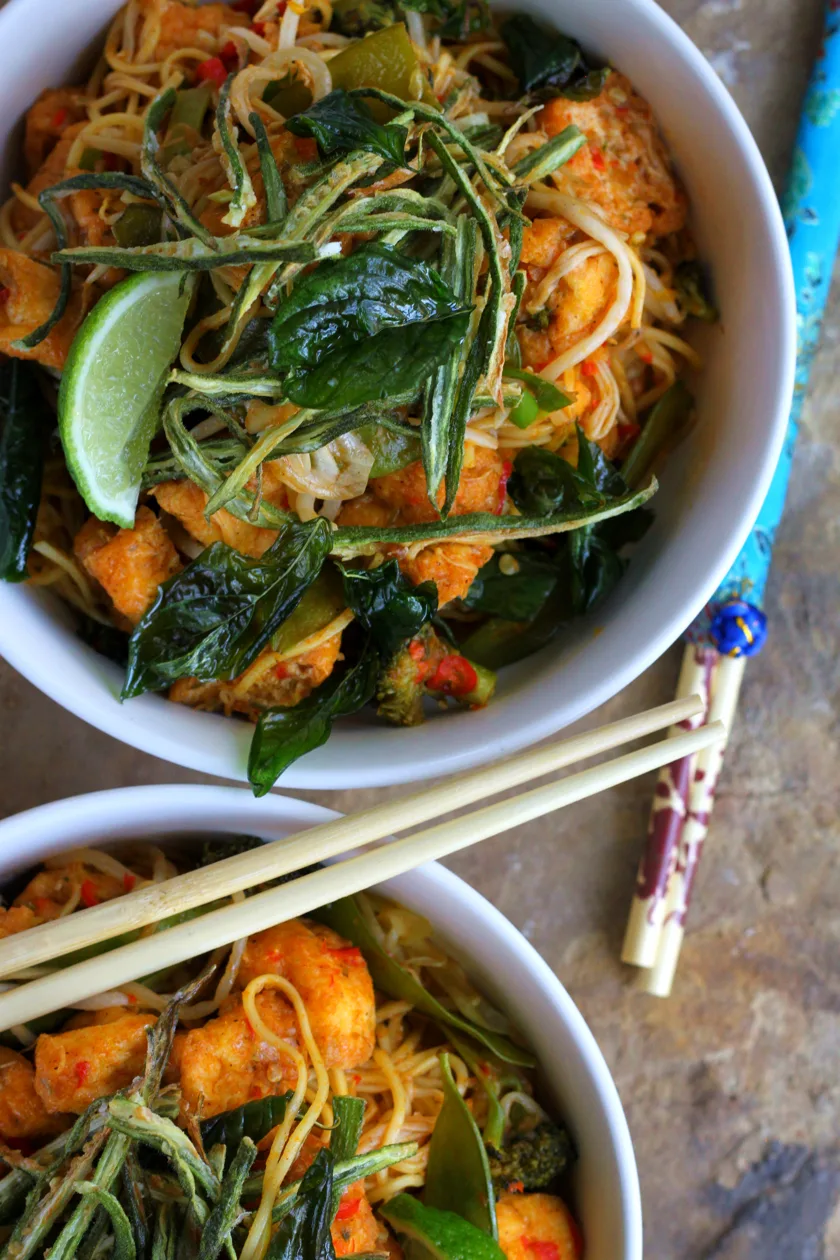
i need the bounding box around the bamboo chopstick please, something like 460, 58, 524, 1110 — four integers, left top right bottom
0, 720, 724, 1033
0, 694, 705, 981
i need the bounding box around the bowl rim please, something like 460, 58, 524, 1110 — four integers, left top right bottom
0, 783, 643, 1259
0, 0, 796, 788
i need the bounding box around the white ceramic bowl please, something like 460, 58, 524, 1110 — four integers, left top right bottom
0, 784, 642, 1259
0, 0, 796, 787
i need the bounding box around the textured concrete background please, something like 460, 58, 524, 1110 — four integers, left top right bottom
1, 1, 839, 1256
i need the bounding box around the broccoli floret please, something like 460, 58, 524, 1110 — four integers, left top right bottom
675, 261, 718, 323
376, 626, 497, 726
487, 1122, 575, 1193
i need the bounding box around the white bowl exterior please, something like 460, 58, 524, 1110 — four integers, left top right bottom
0, 784, 642, 1260
0, 0, 796, 786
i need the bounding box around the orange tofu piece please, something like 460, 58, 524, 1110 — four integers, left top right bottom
23, 88, 87, 179
237, 918, 376, 1069
0, 1047, 70, 1141
0, 248, 91, 372
34, 1013, 156, 1114
178, 989, 300, 1120
540, 74, 687, 238
154, 0, 241, 61
152, 479, 279, 559
75, 506, 182, 625
371, 446, 504, 525
389, 541, 494, 608
496, 1192, 581, 1260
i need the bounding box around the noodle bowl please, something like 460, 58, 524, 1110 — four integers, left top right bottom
0, 786, 642, 1259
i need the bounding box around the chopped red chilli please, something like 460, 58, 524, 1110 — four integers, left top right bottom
195, 57, 228, 88
427, 655, 478, 698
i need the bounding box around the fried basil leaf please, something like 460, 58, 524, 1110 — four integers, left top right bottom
123, 517, 332, 698
507, 427, 627, 517
501, 15, 610, 101
0, 360, 51, 582
266, 1148, 337, 1260
286, 89, 407, 165
248, 648, 379, 795
462, 552, 559, 621
201, 1092, 293, 1166
268, 245, 472, 410
341, 559, 438, 658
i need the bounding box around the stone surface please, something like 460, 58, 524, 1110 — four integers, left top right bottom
1, 2, 838, 1257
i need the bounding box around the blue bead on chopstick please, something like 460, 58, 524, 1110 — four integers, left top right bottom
709, 600, 767, 658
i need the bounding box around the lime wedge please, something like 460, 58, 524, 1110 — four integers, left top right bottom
58, 270, 194, 528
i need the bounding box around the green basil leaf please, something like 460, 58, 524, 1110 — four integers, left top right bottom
341, 560, 437, 659
266, 1148, 336, 1260
330, 1097, 365, 1164
462, 552, 558, 621
508, 428, 628, 517
248, 648, 379, 794
424, 1053, 496, 1237
201, 1095, 291, 1168
0, 361, 50, 582
287, 89, 407, 166
502, 368, 571, 415
313, 895, 536, 1067
501, 15, 610, 101
123, 517, 332, 698
269, 244, 472, 410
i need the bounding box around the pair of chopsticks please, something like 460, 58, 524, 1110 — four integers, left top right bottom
0, 696, 725, 1034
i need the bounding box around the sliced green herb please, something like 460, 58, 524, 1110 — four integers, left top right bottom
502, 15, 610, 101
0, 360, 51, 581
287, 89, 408, 165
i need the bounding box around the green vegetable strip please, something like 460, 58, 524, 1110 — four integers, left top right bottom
46, 1133, 133, 1260
425, 131, 510, 512
265, 1144, 418, 1223
10, 189, 71, 350
142, 89, 217, 248
107, 1099, 217, 1222
330, 479, 657, 556
621, 380, 693, 488
202, 410, 307, 515
421, 214, 475, 509
54, 238, 319, 272
350, 89, 515, 211
74, 1184, 137, 1260
512, 124, 586, 182
169, 369, 283, 396
196, 1138, 256, 1260
121, 1153, 149, 1259
250, 111, 288, 225
2, 1131, 109, 1260
264, 148, 382, 306
334, 213, 456, 236
163, 397, 291, 528
216, 75, 257, 229
152, 1203, 178, 1260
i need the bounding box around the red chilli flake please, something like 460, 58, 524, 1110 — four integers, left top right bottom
274, 662, 291, 680
524, 1241, 560, 1260
408, 639, 425, 662
195, 56, 228, 88
580, 358, 598, 377
496, 459, 513, 515
123, 872, 136, 893
326, 945, 363, 963
427, 655, 477, 698
590, 146, 606, 171
51, 107, 68, 128
507, 1180, 525, 1194
80, 879, 99, 908
219, 40, 239, 67
73, 1061, 91, 1087
293, 136, 318, 161
252, 20, 267, 35
335, 1195, 362, 1221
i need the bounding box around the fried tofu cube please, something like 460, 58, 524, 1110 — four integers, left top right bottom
74, 506, 181, 625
